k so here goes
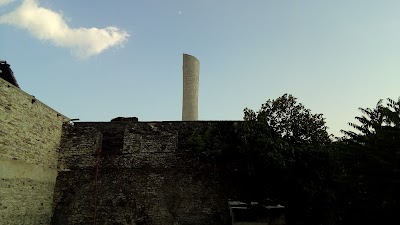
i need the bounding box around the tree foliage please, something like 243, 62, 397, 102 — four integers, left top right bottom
341, 97, 400, 169
242, 94, 334, 224
187, 94, 400, 225
338, 97, 400, 225
188, 94, 334, 224
244, 94, 331, 146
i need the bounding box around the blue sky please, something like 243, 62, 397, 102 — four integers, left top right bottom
1, 0, 400, 137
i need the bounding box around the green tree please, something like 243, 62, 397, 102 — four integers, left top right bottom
339, 97, 400, 225
341, 100, 385, 142
341, 97, 400, 172
187, 94, 335, 224
244, 94, 331, 146
242, 94, 334, 224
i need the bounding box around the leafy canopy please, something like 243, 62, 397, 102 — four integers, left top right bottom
338, 97, 400, 225
244, 93, 330, 146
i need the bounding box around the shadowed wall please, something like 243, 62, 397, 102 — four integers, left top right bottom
52, 122, 231, 225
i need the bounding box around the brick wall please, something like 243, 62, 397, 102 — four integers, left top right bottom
0, 78, 68, 225
52, 122, 231, 225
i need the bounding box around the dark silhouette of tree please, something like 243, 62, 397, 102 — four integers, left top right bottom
338, 97, 400, 225
242, 94, 335, 225
188, 94, 334, 224
244, 94, 331, 146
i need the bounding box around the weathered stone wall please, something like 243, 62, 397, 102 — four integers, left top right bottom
52, 122, 231, 225
0, 78, 68, 225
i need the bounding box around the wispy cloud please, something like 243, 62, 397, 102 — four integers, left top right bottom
0, 0, 14, 7
0, 0, 129, 59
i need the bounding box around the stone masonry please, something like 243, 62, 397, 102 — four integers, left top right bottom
1, 69, 234, 225
51, 122, 232, 225
0, 78, 69, 225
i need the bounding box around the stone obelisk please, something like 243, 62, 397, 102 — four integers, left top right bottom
182, 53, 199, 121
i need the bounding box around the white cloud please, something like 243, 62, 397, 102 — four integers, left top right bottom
0, 0, 15, 7
0, 0, 129, 58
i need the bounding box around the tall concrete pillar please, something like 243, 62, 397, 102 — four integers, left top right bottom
182, 53, 199, 121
